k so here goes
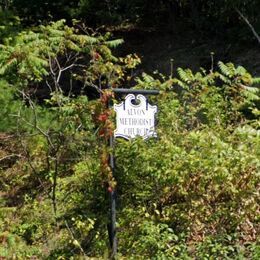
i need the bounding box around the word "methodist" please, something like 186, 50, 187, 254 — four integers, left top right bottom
119, 117, 152, 126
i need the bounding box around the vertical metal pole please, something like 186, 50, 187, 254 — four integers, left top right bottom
109, 114, 117, 258
110, 190, 117, 257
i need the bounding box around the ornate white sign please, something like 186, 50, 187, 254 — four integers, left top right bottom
114, 94, 157, 140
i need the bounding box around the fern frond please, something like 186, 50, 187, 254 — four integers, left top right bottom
0, 58, 17, 74
243, 91, 259, 101
218, 61, 235, 78
252, 77, 260, 85
65, 40, 81, 52
105, 39, 124, 48
177, 68, 192, 83
241, 85, 259, 93
235, 125, 260, 136
241, 85, 260, 100
71, 35, 99, 45
142, 73, 155, 83
215, 71, 231, 85
236, 65, 247, 75
174, 78, 189, 90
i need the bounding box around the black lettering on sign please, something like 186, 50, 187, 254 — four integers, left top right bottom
127, 109, 146, 116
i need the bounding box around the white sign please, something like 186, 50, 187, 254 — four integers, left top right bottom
114, 94, 157, 140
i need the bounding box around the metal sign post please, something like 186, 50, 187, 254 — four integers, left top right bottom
108, 88, 159, 258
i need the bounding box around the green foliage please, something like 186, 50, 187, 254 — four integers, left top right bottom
0, 80, 21, 131
111, 62, 259, 258
174, 62, 260, 127
0, 231, 41, 258
0, 19, 136, 258
0, 19, 126, 89
0, 10, 21, 44
0, 15, 259, 259
11, 0, 78, 23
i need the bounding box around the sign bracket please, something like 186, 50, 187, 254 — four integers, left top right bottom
112, 88, 160, 95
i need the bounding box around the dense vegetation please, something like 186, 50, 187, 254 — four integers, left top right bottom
0, 1, 259, 259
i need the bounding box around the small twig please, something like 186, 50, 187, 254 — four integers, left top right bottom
170, 58, 174, 78
64, 220, 87, 258
55, 57, 62, 85
68, 77, 73, 97
235, 8, 260, 45
16, 109, 39, 177
0, 154, 22, 162
52, 156, 59, 217
0, 134, 16, 140
48, 53, 56, 76
210, 52, 214, 73
105, 0, 112, 17
84, 81, 102, 94
18, 91, 55, 150
46, 79, 53, 92
60, 63, 76, 73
